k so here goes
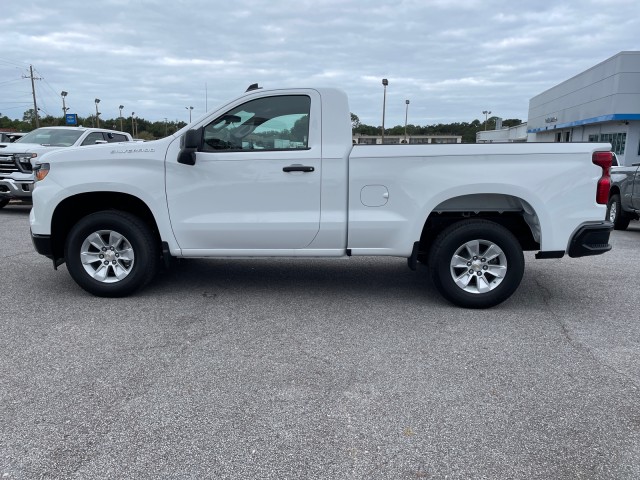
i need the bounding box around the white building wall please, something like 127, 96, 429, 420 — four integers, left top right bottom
527, 51, 640, 166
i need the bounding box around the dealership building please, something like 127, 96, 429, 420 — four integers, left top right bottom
478, 51, 640, 166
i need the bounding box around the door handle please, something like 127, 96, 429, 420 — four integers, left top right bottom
283, 165, 314, 173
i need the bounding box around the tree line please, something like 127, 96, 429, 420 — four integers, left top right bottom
0, 109, 188, 140
1, 109, 522, 144
351, 113, 523, 143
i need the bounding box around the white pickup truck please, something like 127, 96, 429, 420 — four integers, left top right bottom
30, 87, 613, 308
0, 126, 132, 208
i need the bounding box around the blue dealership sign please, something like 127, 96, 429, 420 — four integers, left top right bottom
65, 113, 78, 125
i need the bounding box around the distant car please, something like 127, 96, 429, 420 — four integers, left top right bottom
0, 126, 133, 208
0, 132, 25, 144
607, 158, 640, 230
611, 152, 620, 167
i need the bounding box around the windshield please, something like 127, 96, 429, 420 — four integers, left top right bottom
17, 128, 84, 147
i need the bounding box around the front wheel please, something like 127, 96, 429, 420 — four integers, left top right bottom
428, 220, 524, 309
606, 194, 630, 230
64, 211, 159, 297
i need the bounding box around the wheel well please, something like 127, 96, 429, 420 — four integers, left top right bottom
419, 194, 541, 256
50, 192, 160, 262
608, 185, 620, 199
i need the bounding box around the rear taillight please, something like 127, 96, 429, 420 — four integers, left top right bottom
592, 151, 612, 205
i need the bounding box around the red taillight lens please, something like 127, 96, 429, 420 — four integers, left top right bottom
592, 151, 612, 205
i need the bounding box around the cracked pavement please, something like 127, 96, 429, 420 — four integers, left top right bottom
1, 204, 639, 479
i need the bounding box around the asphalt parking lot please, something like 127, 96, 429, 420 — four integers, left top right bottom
1, 203, 639, 479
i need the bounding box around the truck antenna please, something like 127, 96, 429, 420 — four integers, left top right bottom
245, 83, 261, 92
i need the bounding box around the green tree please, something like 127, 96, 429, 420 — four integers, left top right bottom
291, 115, 309, 142
502, 118, 523, 127
350, 112, 360, 130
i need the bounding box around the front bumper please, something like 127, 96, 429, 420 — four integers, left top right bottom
0, 177, 34, 200
567, 221, 613, 258
31, 231, 54, 259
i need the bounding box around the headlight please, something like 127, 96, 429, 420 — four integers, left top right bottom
34, 163, 50, 181
14, 153, 37, 171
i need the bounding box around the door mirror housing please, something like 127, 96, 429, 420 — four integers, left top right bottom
178, 128, 202, 165
183, 128, 201, 149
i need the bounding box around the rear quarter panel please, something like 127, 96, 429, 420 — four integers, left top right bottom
347, 143, 611, 256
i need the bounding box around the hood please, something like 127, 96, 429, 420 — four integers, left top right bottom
0, 142, 65, 156
38, 137, 172, 164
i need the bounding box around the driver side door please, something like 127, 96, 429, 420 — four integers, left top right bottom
166, 92, 322, 252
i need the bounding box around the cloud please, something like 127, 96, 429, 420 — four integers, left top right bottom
0, 0, 637, 127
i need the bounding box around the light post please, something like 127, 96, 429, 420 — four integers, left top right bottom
118, 105, 124, 132
483, 110, 491, 131
381, 79, 388, 144
404, 99, 410, 143
164, 117, 168, 136
131, 112, 136, 137
94, 98, 101, 127
61, 91, 68, 120
186, 106, 193, 123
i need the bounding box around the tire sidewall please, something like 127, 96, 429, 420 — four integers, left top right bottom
607, 194, 619, 224
429, 221, 524, 309
608, 193, 631, 230
64, 212, 154, 297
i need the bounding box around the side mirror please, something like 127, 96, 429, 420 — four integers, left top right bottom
183, 128, 201, 149
178, 128, 202, 165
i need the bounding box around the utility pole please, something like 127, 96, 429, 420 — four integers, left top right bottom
23, 65, 41, 127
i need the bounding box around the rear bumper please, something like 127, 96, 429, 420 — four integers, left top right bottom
567, 221, 613, 258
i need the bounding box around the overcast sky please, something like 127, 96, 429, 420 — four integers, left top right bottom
1, 0, 638, 128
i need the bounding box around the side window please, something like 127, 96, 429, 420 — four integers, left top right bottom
81, 132, 105, 146
106, 133, 128, 143
202, 95, 310, 152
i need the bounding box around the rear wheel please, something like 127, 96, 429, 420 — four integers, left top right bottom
607, 194, 630, 230
428, 219, 524, 309
64, 211, 158, 297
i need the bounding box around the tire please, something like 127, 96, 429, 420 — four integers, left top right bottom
0, 199, 9, 209
64, 211, 158, 297
607, 194, 630, 230
428, 219, 524, 309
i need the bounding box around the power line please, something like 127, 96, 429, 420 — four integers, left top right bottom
0, 78, 23, 87
0, 57, 29, 69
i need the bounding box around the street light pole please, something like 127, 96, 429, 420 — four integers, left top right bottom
164, 117, 168, 136
381, 79, 388, 144
94, 98, 101, 127
131, 112, 136, 137
61, 91, 68, 120
118, 105, 124, 132
404, 99, 410, 143
483, 110, 491, 131
186, 106, 193, 123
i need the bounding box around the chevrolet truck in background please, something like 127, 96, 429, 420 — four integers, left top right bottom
607, 160, 640, 230
0, 126, 132, 208
30, 87, 613, 308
